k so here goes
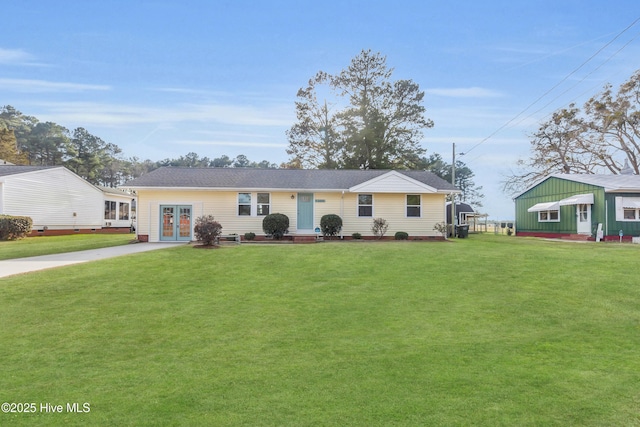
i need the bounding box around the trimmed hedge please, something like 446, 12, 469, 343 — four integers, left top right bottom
0, 215, 33, 240
320, 214, 343, 238
394, 231, 409, 240
262, 213, 289, 240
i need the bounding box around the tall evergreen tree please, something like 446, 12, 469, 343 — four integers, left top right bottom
65, 127, 121, 185
286, 50, 433, 169
0, 128, 28, 164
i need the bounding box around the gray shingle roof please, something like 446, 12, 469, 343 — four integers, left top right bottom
0, 165, 57, 178
123, 167, 458, 192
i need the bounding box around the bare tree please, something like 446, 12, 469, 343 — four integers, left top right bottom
504, 70, 640, 195
583, 70, 640, 175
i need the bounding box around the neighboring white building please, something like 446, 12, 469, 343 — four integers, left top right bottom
0, 165, 134, 235
99, 186, 136, 231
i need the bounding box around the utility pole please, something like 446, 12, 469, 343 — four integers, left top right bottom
451, 143, 456, 238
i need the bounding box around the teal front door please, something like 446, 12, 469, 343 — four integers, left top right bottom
160, 205, 192, 241
297, 193, 314, 231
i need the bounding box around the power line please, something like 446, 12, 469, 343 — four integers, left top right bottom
463, 15, 640, 156
514, 29, 640, 128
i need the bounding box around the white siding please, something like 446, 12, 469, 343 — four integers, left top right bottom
2, 168, 103, 229
103, 192, 136, 228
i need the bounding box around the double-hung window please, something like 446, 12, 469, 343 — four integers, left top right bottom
238, 192, 271, 216
358, 194, 373, 217
238, 193, 252, 216
406, 195, 421, 217
257, 193, 270, 216
104, 201, 117, 220
119, 202, 130, 220
538, 210, 559, 222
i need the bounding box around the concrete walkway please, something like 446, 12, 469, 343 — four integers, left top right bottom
0, 242, 184, 279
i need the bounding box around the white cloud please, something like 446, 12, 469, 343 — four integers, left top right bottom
153, 87, 234, 97
175, 140, 287, 148
0, 48, 35, 64
0, 78, 110, 93
37, 100, 293, 128
425, 87, 504, 98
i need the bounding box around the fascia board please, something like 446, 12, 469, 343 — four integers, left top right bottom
121, 186, 349, 192
349, 170, 439, 193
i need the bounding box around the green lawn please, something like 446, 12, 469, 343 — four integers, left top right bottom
1, 235, 639, 426
0, 233, 134, 260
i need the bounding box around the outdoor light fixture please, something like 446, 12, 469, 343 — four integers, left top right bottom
291, 194, 295, 199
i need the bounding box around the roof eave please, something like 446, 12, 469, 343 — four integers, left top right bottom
121, 185, 460, 193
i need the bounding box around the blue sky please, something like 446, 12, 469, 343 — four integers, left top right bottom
2, 1, 639, 219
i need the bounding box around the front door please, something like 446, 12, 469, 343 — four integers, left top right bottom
160, 205, 192, 241
577, 203, 591, 234
297, 193, 314, 231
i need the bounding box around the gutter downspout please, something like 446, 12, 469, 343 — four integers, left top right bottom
340, 190, 344, 239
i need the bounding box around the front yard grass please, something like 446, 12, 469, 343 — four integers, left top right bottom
1, 235, 639, 426
0, 233, 134, 260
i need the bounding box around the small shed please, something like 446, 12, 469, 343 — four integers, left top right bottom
446, 201, 475, 225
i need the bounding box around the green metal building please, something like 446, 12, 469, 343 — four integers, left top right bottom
514, 174, 640, 241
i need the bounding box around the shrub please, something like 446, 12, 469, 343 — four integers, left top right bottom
371, 218, 388, 239
433, 222, 448, 238
352, 232, 362, 240
394, 231, 409, 240
244, 232, 256, 241
0, 215, 33, 240
262, 213, 289, 240
320, 214, 343, 239
193, 215, 222, 246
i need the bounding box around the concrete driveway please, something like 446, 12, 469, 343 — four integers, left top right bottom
0, 242, 184, 279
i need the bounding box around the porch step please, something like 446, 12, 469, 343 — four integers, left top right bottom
292, 234, 318, 243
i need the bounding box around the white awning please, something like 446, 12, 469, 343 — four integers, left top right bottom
527, 201, 560, 212
622, 198, 640, 208
559, 193, 594, 206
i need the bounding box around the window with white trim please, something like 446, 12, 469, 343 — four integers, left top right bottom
104, 201, 117, 220
238, 193, 251, 216
257, 193, 270, 216
238, 192, 271, 216
538, 210, 559, 222
406, 194, 421, 217
358, 194, 373, 217
119, 202, 130, 220
616, 197, 640, 221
